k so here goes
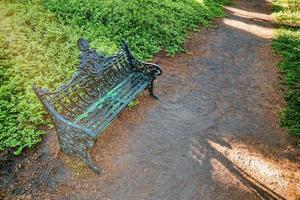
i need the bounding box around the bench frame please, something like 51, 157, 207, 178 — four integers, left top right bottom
33, 38, 162, 174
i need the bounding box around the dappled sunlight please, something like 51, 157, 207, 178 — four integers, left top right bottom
225, 6, 273, 21
223, 18, 273, 38
194, 0, 204, 4
189, 138, 207, 165
210, 158, 241, 189
208, 139, 283, 180
189, 137, 291, 198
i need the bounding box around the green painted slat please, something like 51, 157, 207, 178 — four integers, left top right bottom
78, 73, 142, 124
89, 80, 146, 130
81, 73, 142, 125
74, 73, 140, 123
93, 80, 150, 135
84, 75, 145, 127
91, 79, 149, 130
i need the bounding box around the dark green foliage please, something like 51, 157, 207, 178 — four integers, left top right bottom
272, 0, 300, 141
0, 2, 81, 154
0, 37, 43, 154
43, 0, 231, 59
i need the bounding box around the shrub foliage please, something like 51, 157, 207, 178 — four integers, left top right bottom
272, 0, 300, 141
43, 0, 230, 58
0, 0, 230, 155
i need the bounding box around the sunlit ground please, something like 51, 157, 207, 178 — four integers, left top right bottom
223, 5, 274, 39
225, 7, 273, 20
223, 18, 273, 39
189, 136, 300, 198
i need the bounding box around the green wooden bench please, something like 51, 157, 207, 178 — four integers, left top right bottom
33, 38, 162, 174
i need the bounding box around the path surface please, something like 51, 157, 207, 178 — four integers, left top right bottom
1, 0, 300, 199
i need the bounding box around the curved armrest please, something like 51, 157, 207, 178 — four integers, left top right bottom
132, 58, 162, 77
121, 40, 162, 77
32, 85, 95, 137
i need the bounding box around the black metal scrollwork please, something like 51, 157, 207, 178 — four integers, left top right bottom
78, 38, 107, 76
33, 38, 162, 174
121, 40, 162, 77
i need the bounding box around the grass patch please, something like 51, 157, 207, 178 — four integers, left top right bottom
43, 0, 231, 59
273, 0, 300, 26
128, 99, 140, 109
272, 0, 300, 143
0, 0, 230, 155
0, 2, 81, 154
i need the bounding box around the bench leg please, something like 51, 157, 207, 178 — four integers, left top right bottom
52, 118, 102, 174
82, 150, 102, 174
59, 134, 102, 174
148, 80, 159, 99
61, 137, 102, 174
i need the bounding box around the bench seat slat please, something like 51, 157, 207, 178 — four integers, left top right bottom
73, 73, 150, 138
90, 77, 149, 131
74, 73, 139, 123
93, 80, 150, 135
82, 74, 145, 128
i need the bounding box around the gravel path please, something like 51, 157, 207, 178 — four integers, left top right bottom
1, 0, 300, 199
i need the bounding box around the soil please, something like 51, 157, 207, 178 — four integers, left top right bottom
1, 0, 300, 199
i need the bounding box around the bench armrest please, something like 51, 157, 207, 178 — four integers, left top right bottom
121, 40, 162, 77
32, 85, 95, 137
132, 58, 162, 77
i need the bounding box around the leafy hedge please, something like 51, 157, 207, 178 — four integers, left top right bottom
273, 0, 300, 26
0, 37, 43, 155
0, 2, 81, 154
43, 0, 230, 59
0, 0, 230, 155
272, 0, 300, 142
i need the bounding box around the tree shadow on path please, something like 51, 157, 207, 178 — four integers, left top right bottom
190, 135, 286, 200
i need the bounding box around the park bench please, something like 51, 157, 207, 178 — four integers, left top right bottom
33, 38, 162, 174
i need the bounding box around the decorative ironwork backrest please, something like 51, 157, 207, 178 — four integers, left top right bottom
43, 39, 133, 121
77, 38, 107, 76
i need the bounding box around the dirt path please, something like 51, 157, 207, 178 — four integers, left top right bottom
1, 0, 300, 199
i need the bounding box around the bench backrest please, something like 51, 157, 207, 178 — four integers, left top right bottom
38, 39, 134, 121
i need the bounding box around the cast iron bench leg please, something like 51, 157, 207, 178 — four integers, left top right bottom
52, 117, 102, 174
82, 151, 102, 174
148, 80, 159, 99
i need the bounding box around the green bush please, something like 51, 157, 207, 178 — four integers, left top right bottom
272, 0, 300, 141
273, 0, 300, 26
43, 0, 231, 59
0, 2, 79, 154
0, 0, 230, 155
0, 38, 43, 155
